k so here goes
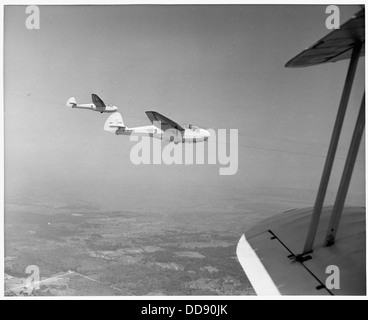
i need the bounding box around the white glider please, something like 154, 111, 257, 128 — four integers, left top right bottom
104, 111, 210, 144
66, 94, 118, 113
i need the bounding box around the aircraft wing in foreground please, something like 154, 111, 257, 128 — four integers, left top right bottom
236, 9, 365, 295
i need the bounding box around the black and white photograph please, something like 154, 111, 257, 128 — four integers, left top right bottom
2, 2, 366, 300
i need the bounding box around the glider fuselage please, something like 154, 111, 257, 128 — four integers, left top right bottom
72, 103, 118, 113
115, 125, 210, 143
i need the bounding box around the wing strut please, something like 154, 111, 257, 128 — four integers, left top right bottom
324, 93, 365, 246
302, 42, 362, 254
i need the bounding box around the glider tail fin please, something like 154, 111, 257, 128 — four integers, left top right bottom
104, 112, 126, 133
66, 97, 77, 107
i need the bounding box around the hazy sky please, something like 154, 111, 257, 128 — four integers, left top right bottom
5, 5, 365, 212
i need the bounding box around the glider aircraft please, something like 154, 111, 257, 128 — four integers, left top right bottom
66, 94, 118, 113
104, 111, 210, 144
